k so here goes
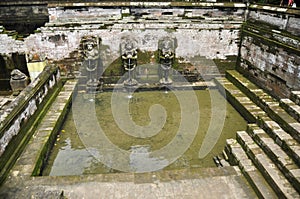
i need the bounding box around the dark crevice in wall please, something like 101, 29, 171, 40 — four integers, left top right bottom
0, 54, 29, 91
2, 22, 48, 37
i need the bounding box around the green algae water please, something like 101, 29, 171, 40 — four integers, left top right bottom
43, 89, 247, 176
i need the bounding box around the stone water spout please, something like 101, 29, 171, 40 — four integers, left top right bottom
158, 36, 176, 86
120, 37, 138, 88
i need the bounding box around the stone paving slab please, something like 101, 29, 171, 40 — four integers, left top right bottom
0, 166, 258, 199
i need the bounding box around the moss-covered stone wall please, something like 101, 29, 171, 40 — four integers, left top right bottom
0, 66, 61, 184
238, 6, 300, 98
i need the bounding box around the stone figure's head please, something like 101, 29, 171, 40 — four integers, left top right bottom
86, 42, 94, 51
120, 37, 138, 59
158, 36, 176, 58
81, 36, 101, 59
11, 69, 27, 80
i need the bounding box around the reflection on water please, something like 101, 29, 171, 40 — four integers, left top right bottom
129, 145, 169, 172
49, 138, 94, 176
43, 90, 247, 176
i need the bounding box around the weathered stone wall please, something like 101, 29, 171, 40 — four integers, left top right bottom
0, 3, 48, 35
247, 5, 300, 37
22, 5, 244, 72
1, 3, 299, 99
0, 27, 25, 54
238, 6, 300, 98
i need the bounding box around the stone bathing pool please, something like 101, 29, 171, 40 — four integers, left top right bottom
42, 88, 247, 176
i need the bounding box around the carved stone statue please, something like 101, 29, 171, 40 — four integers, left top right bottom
10, 69, 28, 95
158, 37, 176, 85
81, 36, 102, 93
120, 37, 138, 87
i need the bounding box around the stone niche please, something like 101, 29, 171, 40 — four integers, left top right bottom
0, 53, 29, 91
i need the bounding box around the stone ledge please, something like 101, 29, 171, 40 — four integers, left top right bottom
249, 4, 300, 15
291, 91, 300, 106
257, 117, 300, 167
47, 2, 246, 8
280, 98, 300, 122
215, 77, 266, 123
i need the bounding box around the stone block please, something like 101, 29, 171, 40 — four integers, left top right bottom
291, 91, 300, 106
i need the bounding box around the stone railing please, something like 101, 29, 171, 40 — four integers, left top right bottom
0, 66, 60, 182
0, 66, 60, 155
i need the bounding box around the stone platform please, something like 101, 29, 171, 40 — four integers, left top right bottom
0, 166, 256, 199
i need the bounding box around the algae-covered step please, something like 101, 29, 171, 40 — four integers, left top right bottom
280, 98, 300, 122
247, 124, 300, 192
226, 137, 277, 199
236, 131, 300, 198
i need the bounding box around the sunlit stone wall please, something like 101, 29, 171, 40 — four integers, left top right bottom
24, 5, 245, 68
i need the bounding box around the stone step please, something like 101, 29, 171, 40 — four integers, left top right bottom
291, 91, 300, 106
236, 131, 300, 198
226, 70, 300, 143
257, 116, 300, 167
225, 139, 277, 199
215, 77, 266, 123
199, 73, 224, 80
247, 124, 300, 193
280, 98, 300, 122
